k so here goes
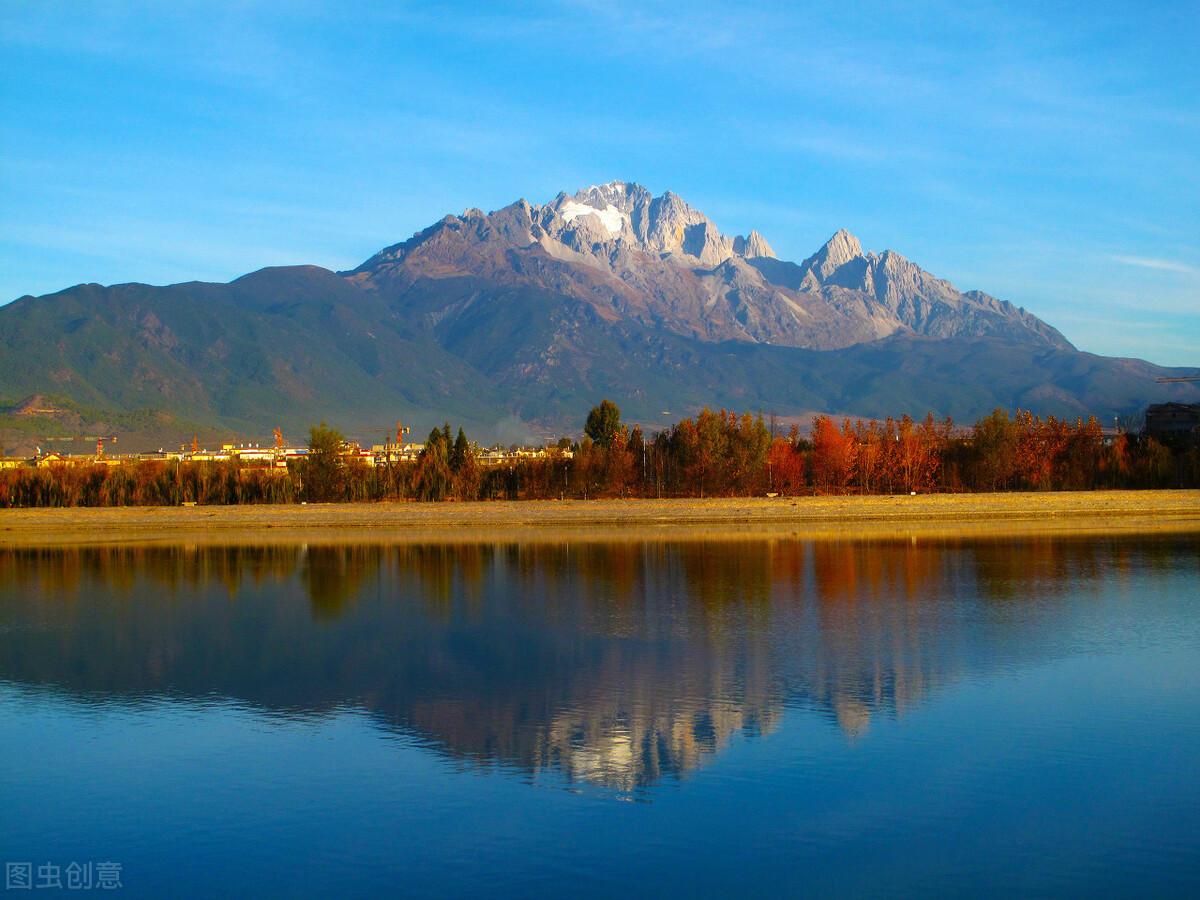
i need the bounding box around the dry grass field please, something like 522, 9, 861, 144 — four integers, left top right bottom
1, 491, 1197, 547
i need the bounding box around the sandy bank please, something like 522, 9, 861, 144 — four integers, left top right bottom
0, 491, 1197, 547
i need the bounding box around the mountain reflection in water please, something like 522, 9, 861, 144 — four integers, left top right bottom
0, 536, 1195, 794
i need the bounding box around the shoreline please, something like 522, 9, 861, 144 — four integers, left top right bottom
1, 491, 1197, 546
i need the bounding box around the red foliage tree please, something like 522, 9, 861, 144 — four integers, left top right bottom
811, 415, 857, 493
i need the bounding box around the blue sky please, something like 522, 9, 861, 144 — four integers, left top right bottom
1, 0, 1197, 365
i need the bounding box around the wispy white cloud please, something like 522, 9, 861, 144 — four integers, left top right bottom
1110, 255, 1198, 275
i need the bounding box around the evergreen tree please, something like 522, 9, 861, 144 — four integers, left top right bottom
450, 427, 470, 473
585, 399, 623, 449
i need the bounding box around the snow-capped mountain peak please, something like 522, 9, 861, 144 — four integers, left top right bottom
349, 182, 1072, 354
558, 199, 626, 235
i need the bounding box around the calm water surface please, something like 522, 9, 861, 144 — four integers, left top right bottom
1, 534, 1198, 897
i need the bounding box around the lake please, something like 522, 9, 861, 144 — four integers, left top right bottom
2, 534, 1198, 897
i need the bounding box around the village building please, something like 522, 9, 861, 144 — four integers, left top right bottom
9, 430, 574, 472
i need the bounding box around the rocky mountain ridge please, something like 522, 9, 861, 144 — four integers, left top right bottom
349, 182, 1071, 351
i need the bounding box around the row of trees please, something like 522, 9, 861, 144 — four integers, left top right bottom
241, 421, 489, 505
0, 403, 1195, 507
0, 460, 297, 508
533, 405, 1195, 499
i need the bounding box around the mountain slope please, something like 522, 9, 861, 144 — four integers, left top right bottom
0, 266, 506, 440
1, 183, 1196, 449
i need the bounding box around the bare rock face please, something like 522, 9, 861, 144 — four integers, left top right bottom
349, 182, 1073, 353
805, 228, 863, 279
735, 230, 775, 259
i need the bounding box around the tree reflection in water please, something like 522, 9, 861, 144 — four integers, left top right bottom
0, 535, 1194, 793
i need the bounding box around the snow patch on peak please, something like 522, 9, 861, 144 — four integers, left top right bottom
560, 199, 626, 235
